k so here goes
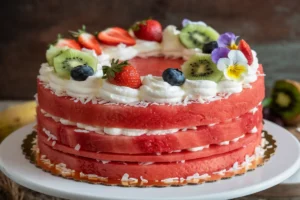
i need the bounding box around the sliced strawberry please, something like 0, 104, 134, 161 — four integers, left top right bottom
53, 34, 81, 50
132, 19, 162, 42
98, 27, 136, 46
238, 39, 253, 65
102, 59, 142, 89
70, 26, 102, 55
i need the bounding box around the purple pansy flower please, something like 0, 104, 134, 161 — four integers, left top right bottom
217, 32, 239, 49
211, 47, 230, 64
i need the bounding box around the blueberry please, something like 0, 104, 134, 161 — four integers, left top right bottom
71, 65, 94, 81
202, 41, 218, 54
162, 68, 185, 86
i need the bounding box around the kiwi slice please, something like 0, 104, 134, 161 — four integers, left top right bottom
46, 46, 68, 66
179, 24, 219, 49
181, 54, 223, 82
270, 80, 300, 123
53, 49, 98, 79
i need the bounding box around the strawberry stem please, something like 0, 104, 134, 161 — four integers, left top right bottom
102, 59, 129, 79
69, 25, 87, 38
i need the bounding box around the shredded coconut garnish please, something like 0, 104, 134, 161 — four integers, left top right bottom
219, 141, 230, 145
213, 169, 227, 176
249, 107, 258, 114
51, 141, 56, 147
186, 173, 211, 181
161, 177, 179, 183
188, 145, 209, 152
74, 144, 81, 151
232, 134, 245, 142
74, 129, 90, 133
139, 162, 154, 166
42, 128, 57, 140
101, 160, 110, 164
140, 176, 148, 183
250, 126, 258, 134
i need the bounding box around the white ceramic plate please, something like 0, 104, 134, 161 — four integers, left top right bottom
0, 120, 300, 200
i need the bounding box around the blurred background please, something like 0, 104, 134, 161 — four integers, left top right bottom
1, 0, 300, 100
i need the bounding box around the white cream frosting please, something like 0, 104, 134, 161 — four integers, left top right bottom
183, 80, 217, 100
39, 26, 260, 106
41, 109, 181, 136
140, 75, 185, 103
98, 80, 140, 104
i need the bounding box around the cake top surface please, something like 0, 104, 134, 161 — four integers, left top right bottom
39, 19, 263, 106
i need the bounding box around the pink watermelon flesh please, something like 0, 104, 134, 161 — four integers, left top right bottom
37, 106, 262, 154
39, 124, 261, 162
38, 132, 261, 180
129, 57, 184, 76
37, 65, 264, 129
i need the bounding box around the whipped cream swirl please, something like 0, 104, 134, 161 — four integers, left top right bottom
140, 75, 185, 103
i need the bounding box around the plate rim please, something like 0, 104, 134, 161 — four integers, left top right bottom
0, 120, 300, 200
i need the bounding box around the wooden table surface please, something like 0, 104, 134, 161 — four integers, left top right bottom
1, 101, 300, 200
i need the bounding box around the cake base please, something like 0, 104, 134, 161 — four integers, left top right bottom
23, 129, 276, 187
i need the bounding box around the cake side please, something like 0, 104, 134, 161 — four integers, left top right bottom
35, 18, 265, 186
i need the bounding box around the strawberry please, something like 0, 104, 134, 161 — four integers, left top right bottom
238, 39, 253, 65
102, 59, 142, 89
132, 19, 162, 42
98, 27, 136, 46
54, 34, 81, 50
70, 25, 102, 55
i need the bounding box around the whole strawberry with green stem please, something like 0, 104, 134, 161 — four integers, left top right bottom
102, 59, 142, 89
70, 25, 102, 55
132, 19, 163, 42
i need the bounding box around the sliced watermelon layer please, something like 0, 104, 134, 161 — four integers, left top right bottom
37, 106, 262, 154
39, 124, 261, 162
37, 65, 264, 129
129, 57, 184, 76
38, 132, 261, 181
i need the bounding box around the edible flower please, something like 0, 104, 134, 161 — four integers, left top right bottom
217, 50, 249, 82
182, 19, 207, 27
211, 47, 230, 64
217, 32, 239, 50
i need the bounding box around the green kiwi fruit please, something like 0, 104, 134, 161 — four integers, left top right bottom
46, 45, 68, 66
181, 54, 223, 82
53, 49, 98, 79
270, 80, 300, 123
179, 24, 219, 49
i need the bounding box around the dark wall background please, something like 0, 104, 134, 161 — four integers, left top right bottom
1, 0, 300, 99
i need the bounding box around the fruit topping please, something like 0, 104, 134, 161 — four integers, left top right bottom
270, 80, 300, 125
179, 24, 219, 49
54, 34, 81, 50
182, 54, 223, 82
70, 65, 94, 81
217, 32, 238, 50
46, 45, 68, 66
132, 19, 163, 42
98, 27, 136, 46
216, 50, 249, 82
102, 59, 142, 88
202, 41, 218, 54
238, 39, 253, 65
53, 49, 98, 79
162, 68, 186, 86
70, 25, 102, 55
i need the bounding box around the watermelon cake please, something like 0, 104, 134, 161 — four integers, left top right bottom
35, 19, 265, 186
